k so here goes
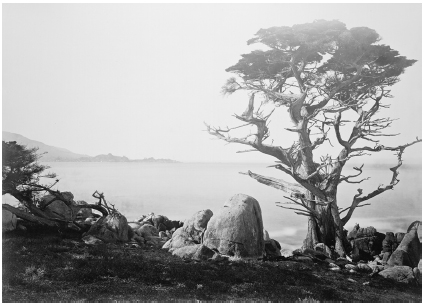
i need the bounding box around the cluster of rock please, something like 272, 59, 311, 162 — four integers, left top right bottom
160, 194, 281, 262
82, 212, 184, 247
290, 221, 422, 285
347, 224, 385, 261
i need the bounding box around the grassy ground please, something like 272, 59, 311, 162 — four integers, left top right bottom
2, 229, 422, 303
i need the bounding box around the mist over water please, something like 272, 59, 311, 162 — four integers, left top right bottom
3, 162, 421, 251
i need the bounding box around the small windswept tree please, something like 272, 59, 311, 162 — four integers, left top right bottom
206, 20, 421, 256
2, 141, 111, 229
2, 141, 58, 214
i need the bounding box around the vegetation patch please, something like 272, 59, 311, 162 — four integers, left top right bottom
2, 231, 421, 303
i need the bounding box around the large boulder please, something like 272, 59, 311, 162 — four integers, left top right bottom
2, 209, 17, 232
181, 209, 213, 243
378, 266, 416, 284
203, 194, 264, 259
387, 227, 421, 268
40, 192, 79, 221
83, 213, 129, 243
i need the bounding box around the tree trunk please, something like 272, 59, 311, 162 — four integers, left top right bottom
302, 191, 336, 251
301, 191, 347, 257
302, 192, 319, 250
330, 198, 347, 257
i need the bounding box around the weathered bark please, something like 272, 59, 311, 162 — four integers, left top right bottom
302, 192, 336, 252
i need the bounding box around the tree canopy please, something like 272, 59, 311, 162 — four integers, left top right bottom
2, 141, 56, 202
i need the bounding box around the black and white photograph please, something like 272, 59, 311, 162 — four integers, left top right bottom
2, 2, 423, 303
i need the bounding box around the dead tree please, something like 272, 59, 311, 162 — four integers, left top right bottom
205, 20, 421, 256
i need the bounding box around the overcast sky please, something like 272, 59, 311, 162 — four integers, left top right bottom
2, 3, 422, 163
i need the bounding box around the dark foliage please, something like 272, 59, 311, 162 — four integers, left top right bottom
2, 141, 56, 202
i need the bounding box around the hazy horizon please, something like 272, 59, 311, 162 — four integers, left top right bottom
2, 129, 422, 166
2, 3, 422, 164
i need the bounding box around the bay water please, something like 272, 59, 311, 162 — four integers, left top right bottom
3, 162, 421, 251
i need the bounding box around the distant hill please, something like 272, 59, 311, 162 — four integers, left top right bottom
2, 131, 90, 162
2, 131, 179, 163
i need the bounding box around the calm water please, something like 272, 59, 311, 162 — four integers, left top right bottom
3, 162, 421, 251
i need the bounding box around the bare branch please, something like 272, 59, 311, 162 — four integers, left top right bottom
351, 137, 421, 153
339, 203, 371, 214
236, 149, 258, 154
276, 204, 313, 216
341, 138, 421, 225
239, 170, 305, 194
339, 164, 370, 184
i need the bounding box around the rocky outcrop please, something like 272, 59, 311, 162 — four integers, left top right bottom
83, 213, 129, 243
347, 224, 385, 262
40, 192, 80, 221
203, 194, 264, 259
387, 226, 421, 268
378, 266, 416, 284
2, 209, 17, 232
